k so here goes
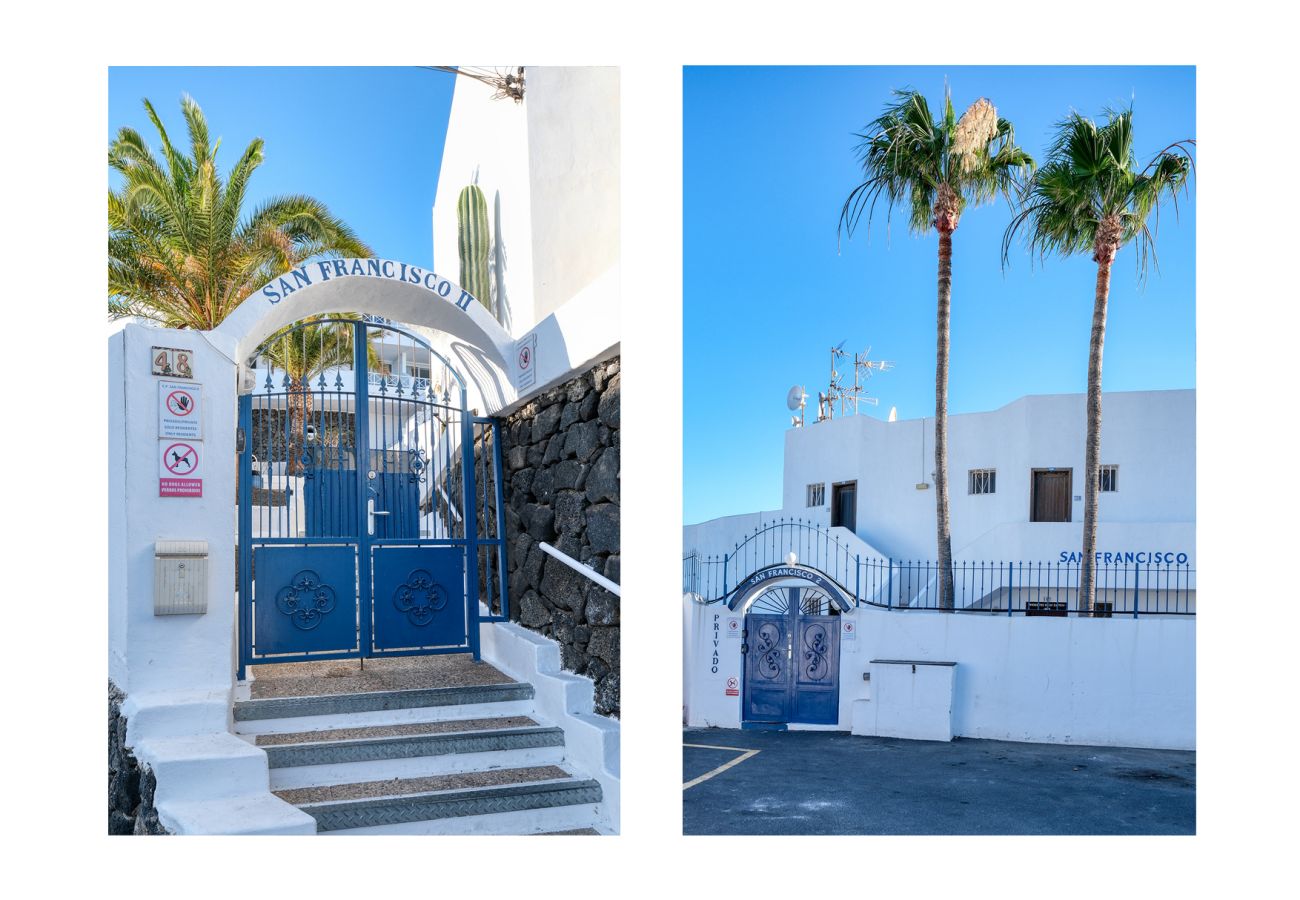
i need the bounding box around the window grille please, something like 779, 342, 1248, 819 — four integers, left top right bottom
968, 469, 996, 495
806, 483, 825, 507
1099, 465, 1119, 492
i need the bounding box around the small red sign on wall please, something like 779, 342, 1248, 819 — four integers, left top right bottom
725, 676, 739, 696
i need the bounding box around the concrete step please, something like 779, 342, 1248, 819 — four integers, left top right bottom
233, 683, 535, 735
284, 773, 604, 833
157, 793, 316, 835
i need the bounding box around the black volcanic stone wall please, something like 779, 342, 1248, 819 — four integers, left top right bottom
501, 357, 620, 717
109, 681, 167, 835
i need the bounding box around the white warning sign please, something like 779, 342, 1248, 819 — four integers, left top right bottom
159, 381, 202, 439
515, 332, 538, 391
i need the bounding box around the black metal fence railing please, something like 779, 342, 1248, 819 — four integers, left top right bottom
684, 519, 1195, 617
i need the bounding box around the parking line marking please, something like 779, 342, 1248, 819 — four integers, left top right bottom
683, 743, 761, 790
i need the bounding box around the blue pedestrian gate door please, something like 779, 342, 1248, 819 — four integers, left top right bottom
742, 584, 840, 725
237, 319, 505, 677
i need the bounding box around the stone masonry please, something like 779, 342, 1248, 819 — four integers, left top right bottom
109, 681, 168, 835
500, 357, 620, 716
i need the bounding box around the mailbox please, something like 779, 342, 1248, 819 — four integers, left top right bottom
154, 540, 209, 615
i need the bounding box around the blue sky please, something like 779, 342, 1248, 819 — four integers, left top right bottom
683, 66, 1196, 525
108, 67, 455, 269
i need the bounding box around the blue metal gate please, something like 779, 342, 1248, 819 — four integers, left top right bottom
742, 585, 841, 725
237, 318, 506, 677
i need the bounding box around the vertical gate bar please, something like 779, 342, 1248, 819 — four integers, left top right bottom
492, 419, 509, 620
443, 400, 454, 537
282, 372, 290, 539
1007, 561, 1013, 616
886, 559, 892, 610
354, 322, 372, 657
238, 394, 253, 679
461, 385, 481, 659
1133, 561, 1141, 618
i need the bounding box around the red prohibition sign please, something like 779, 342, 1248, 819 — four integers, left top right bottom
166, 390, 195, 416
518, 346, 531, 369
164, 442, 199, 475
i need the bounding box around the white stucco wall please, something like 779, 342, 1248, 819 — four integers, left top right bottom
432, 74, 535, 335
524, 66, 620, 324
779, 389, 1195, 564
432, 66, 620, 343
685, 599, 1195, 749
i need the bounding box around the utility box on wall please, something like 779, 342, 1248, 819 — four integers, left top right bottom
154, 540, 209, 616
852, 659, 956, 742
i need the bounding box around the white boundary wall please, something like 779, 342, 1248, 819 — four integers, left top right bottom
685, 598, 1195, 750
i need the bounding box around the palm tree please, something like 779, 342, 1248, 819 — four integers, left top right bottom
840, 87, 1034, 609
1002, 108, 1193, 614
109, 95, 372, 329
258, 317, 381, 475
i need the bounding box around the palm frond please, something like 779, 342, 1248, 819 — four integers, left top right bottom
108, 97, 373, 329
839, 87, 1033, 243
1002, 107, 1193, 281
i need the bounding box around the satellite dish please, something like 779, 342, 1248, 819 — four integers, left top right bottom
888, 406, 897, 422
786, 385, 806, 411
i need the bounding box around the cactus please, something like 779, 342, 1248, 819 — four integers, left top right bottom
456, 184, 491, 313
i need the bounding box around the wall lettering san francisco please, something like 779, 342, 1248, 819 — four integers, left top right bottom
260, 258, 479, 311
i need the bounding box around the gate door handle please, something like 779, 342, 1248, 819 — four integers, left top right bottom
367, 498, 390, 535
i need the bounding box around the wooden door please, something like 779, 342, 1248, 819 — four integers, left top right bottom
1031, 469, 1072, 522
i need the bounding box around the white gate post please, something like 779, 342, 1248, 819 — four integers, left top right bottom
109, 323, 239, 705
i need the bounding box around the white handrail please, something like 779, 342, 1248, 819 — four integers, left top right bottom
539, 542, 621, 597
435, 484, 463, 522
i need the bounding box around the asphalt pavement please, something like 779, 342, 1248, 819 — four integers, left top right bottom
683, 727, 1194, 835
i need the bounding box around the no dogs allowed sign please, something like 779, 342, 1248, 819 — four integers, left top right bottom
159, 440, 203, 497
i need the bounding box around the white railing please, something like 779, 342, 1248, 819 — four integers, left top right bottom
539, 542, 621, 597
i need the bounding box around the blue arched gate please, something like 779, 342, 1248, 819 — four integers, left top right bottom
731, 566, 848, 726
237, 318, 506, 677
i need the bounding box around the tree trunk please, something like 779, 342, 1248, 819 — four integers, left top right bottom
934, 229, 955, 610
1079, 257, 1112, 614
286, 379, 314, 476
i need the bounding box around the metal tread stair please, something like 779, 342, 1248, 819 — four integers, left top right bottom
233, 681, 605, 834
294, 776, 605, 833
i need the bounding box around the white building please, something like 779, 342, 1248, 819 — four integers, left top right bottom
683, 389, 1195, 749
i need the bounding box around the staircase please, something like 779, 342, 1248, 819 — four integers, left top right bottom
233, 658, 606, 834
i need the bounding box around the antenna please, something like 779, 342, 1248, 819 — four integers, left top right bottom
785, 385, 807, 427
803, 339, 895, 425
836, 345, 895, 415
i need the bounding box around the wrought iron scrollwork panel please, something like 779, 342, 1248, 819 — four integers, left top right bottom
801, 623, 830, 680
393, 568, 449, 627
755, 622, 785, 680
275, 569, 338, 631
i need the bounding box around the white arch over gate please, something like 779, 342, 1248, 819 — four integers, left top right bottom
208, 258, 517, 412
725, 563, 854, 614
